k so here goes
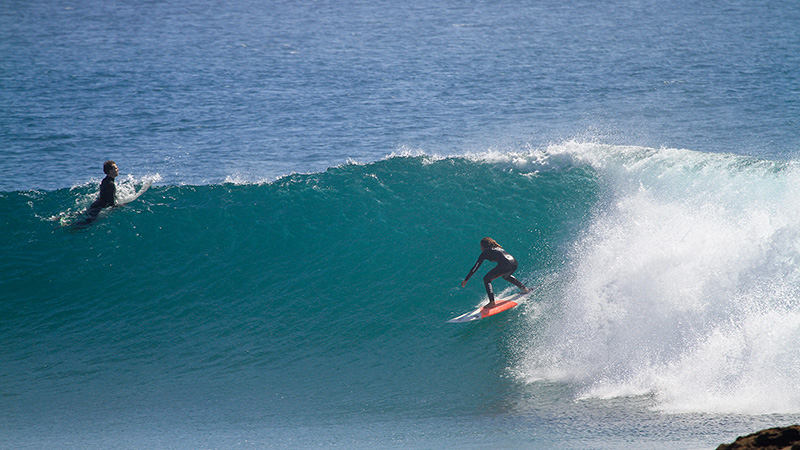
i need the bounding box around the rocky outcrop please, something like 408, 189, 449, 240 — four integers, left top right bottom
717, 425, 800, 450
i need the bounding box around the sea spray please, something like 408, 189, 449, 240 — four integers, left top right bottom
517, 144, 800, 414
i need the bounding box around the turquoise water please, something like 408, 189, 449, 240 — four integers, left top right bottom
5, 146, 800, 448
3, 0, 800, 448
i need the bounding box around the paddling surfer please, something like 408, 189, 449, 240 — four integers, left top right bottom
81, 160, 118, 224
461, 237, 530, 308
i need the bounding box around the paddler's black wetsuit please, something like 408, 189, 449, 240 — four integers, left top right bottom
85, 175, 116, 221
464, 247, 528, 304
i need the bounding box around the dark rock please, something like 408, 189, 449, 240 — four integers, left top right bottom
717, 425, 800, 450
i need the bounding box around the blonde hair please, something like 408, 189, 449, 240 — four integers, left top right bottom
480, 237, 500, 250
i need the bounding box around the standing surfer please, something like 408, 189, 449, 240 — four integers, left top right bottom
461, 237, 530, 307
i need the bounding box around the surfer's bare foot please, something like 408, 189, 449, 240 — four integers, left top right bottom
485, 302, 496, 308
521, 287, 531, 294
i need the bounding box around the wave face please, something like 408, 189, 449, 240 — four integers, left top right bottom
3, 143, 800, 424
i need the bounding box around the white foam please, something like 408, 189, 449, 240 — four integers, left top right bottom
115, 173, 161, 203
516, 143, 800, 414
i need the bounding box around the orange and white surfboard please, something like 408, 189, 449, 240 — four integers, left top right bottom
447, 291, 530, 323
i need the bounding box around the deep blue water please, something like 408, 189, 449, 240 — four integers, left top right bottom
3, 0, 799, 191
2, 0, 800, 449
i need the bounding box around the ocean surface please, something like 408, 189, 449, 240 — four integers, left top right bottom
2, 0, 800, 449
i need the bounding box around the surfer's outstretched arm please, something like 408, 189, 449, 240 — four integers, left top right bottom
461, 255, 485, 287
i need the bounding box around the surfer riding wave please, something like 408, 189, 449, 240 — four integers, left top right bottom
461, 237, 530, 308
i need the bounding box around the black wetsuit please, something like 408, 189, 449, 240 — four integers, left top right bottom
464, 247, 527, 303
86, 175, 116, 220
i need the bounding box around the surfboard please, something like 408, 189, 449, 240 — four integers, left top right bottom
446, 290, 531, 323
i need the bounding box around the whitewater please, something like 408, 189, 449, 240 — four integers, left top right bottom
515, 143, 800, 415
